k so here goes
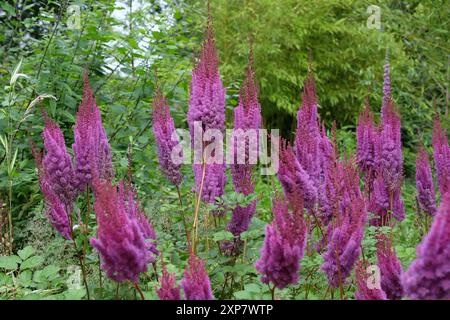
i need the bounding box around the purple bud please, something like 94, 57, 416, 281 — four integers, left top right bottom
416, 145, 437, 216
180, 253, 214, 300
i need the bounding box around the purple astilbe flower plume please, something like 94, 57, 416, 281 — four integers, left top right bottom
188, 14, 226, 204
157, 261, 181, 300
356, 99, 378, 190
415, 145, 437, 216
39, 174, 73, 240
278, 140, 317, 210
90, 179, 158, 283
72, 72, 113, 192
381, 49, 391, 120
41, 111, 76, 206
376, 234, 404, 300
354, 260, 387, 300
401, 192, 450, 300
31, 139, 72, 240
432, 116, 450, 195
152, 84, 183, 186
180, 253, 214, 300
255, 193, 307, 290
294, 73, 321, 194
321, 160, 367, 289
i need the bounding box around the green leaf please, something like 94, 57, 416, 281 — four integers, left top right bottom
213, 231, 234, 242
20, 255, 44, 270
64, 289, 86, 300
17, 246, 35, 261
0, 255, 21, 270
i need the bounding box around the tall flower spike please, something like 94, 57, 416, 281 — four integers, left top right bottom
73, 72, 113, 192
376, 234, 404, 300
278, 140, 317, 210
188, 13, 226, 204
180, 253, 214, 300
432, 116, 450, 195
294, 72, 321, 198
401, 192, 450, 300
157, 260, 181, 300
152, 84, 183, 186
356, 99, 378, 186
354, 260, 387, 300
90, 180, 158, 283
381, 49, 391, 120
321, 160, 367, 288
42, 111, 76, 206
415, 145, 437, 216
255, 193, 307, 289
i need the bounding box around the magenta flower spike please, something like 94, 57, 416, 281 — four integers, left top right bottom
188, 17, 226, 204
41, 111, 76, 206
157, 265, 181, 300
356, 100, 378, 186
90, 180, 158, 283
432, 116, 450, 196
152, 85, 183, 186
180, 253, 214, 300
354, 260, 387, 300
294, 73, 321, 194
255, 193, 307, 289
381, 51, 391, 120
376, 234, 404, 300
415, 145, 437, 216
73, 72, 113, 192
401, 192, 450, 300
278, 140, 317, 210
321, 160, 367, 289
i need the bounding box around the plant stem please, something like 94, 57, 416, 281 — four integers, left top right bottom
72, 239, 90, 300
133, 282, 145, 300
192, 161, 207, 254
176, 185, 190, 245
270, 285, 276, 300
334, 248, 344, 300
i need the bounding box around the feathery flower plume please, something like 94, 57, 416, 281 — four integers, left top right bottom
401, 192, 450, 300
72, 72, 113, 192
432, 116, 450, 195
415, 145, 437, 216
255, 193, 307, 289
31, 138, 72, 240
90, 180, 158, 283
157, 262, 181, 300
294, 73, 321, 195
188, 13, 226, 204
356, 99, 378, 188
42, 111, 76, 206
354, 260, 387, 300
381, 50, 391, 119
376, 234, 403, 300
152, 84, 183, 186
278, 140, 317, 210
180, 253, 214, 300
321, 160, 367, 289
223, 51, 261, 254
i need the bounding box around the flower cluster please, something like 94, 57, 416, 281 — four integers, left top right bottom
255, 194, 307, 289
90, 180, 158, 283
180, 253, 214, 300
401, 192, 450, 300
376, 234, 403, 300
354, 260, 387, 300
432, 116, 450, 196
188, 18, 226, 204
157, 263, 181, 300
415, 145, 437, 216
152, 84, 183, 186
